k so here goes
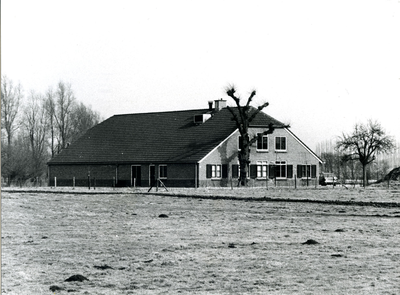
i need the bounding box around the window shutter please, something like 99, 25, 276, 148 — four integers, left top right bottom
250, 165, 257, 179
232, 164, 239, 178
297, 165, 303, 178
287, 165, 293, 178
269, 165, 275, 179
311, 165, 317, 178
222, 164, 228, 178
206, 165, 212, 178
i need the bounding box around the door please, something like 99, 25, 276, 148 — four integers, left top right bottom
131, 165, 141, 187
149, 165, 156, 187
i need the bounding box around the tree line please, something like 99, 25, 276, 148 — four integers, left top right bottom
1, 76, 102, 185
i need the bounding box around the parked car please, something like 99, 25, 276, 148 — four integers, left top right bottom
319, 173, 338, 186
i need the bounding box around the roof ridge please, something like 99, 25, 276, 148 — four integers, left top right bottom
112, 108, 211, 117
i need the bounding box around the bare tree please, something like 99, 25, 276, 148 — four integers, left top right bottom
53, 81, 76, 152
1, 76, 23, 184
226, 86, 280, 186
45, 88, 57, 157
1, 76, 23, 147
22, 91, 49, 178
69, 102, 102, 143
336, 120, 395, 187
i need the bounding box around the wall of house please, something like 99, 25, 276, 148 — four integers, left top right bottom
199, 128, 321, 187
48, 162, 197, 188
49, 164, 117, 187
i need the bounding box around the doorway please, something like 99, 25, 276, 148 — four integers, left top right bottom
149, 165, 156, 187
131, 165, 141, 187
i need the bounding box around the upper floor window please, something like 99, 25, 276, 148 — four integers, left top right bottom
275, 136, 287, 152
257, 134, 268, 151
238, 136, 243, 150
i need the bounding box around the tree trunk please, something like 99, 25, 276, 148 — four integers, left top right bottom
362, 164, 367, 188
238, 135, 250, 186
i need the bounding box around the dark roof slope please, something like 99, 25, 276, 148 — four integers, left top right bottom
48, 107, 284, 165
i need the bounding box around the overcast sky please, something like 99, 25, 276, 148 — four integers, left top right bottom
2, 0, 400, 150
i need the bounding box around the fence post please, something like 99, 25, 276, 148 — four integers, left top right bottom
295, 175, 297, 189
73, 177, 75, 189
54, 177, 57, 188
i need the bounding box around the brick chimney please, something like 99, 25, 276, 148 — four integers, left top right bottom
214, 99, 227, 111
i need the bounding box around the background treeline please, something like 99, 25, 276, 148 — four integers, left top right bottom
1, 76, 102, 186
316, 139, 400, 183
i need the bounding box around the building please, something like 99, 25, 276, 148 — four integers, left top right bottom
47, 100, 323, 188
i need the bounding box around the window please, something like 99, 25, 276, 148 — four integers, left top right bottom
301, 165, 311, 178
233, 164, 249, 179
206, 164, 224, 178
159, 165, 167, 179
275, 161, 287, 178
256, 161, 268, 178
275, 136, 287, 151
257, 134, 268, 151
238, 135, 250, 150
297, 165, 317, 178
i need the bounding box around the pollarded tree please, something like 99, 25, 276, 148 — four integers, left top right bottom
336, 120, 395, 187
226, 86, 283, 186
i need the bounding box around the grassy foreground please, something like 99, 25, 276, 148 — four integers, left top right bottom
2, 187, 400, 294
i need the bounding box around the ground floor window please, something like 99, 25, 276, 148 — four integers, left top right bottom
256, 161, 268, 178
297, 165, 317, 178
275, 161, 287, 178
206, 164, 228, 179
159, 165, 167, 179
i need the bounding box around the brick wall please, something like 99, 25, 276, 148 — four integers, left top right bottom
199, 128, 322, 185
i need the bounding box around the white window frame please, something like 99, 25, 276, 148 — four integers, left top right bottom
159, 164, 168, 179
275, 161, 287, 179
212, 164, 222, 179
256, 161, 268, 179
275, 136, 287, 152
257, 134, 269, 152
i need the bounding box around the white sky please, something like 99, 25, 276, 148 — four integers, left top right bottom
2, 0, 400, 151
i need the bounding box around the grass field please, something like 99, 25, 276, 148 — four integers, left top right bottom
2, 187, 400, 294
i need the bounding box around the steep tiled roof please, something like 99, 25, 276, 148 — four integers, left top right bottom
48, 107, 285, 164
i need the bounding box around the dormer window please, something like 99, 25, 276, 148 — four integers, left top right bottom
194, 114, 212, 124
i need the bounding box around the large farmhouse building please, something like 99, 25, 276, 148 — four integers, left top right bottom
48, 100, 322, 188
